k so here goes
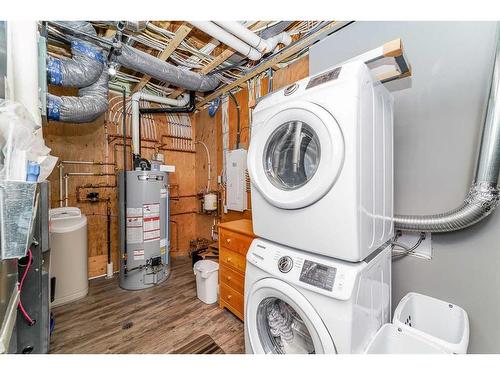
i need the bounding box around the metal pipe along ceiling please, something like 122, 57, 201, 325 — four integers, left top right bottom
395, 37, 500, 232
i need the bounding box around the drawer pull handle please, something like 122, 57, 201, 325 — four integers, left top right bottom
226, 238, 231, 243
227, 294, 232, 300
226, 257, 232, 262
226, 276, 232, 281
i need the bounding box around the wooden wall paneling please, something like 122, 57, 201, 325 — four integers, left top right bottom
272, 57, 310, 91
43, 89, 200, 278
193, 102, 220, 242
189, 56, 309, 225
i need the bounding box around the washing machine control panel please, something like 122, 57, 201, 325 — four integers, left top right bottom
299, 260, 336, 291
277, 256, 293, 273
248, 238, 362, 300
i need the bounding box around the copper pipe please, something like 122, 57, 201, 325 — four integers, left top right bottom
61, 160, 116, 166
169, 219, 179, 253
107, 134, 159, 144
76, 183, 117, 203
159, 145, 196, 153
170, 210, 198, 216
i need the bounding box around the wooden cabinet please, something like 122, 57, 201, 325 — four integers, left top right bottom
218, 219, 255, 320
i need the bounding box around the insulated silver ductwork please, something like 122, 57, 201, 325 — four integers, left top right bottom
47, 69, 109, 123
47, 21, 105, 88
114, 44, 220, 92
395, 38, 500, 232
47, 21, 109, 123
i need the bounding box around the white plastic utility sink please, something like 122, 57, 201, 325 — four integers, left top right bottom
365, 324, 447, 354
393, 292, 469, 354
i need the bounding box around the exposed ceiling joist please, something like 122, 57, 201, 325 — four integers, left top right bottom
132, 22, 193, 92
168, 21, 269, 99
196, 21, 348, 108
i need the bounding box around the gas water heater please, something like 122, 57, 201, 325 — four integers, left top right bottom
118, 170, 170, 290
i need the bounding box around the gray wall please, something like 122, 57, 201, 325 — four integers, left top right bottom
310, 21, 499, 353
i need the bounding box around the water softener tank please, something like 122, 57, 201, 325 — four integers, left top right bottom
118, 170, 170, 290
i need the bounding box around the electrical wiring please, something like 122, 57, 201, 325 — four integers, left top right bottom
391, 232, 426, 259
18, 248, 36, 326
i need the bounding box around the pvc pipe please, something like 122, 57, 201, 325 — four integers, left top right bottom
131, 92, 190, 156
195, 141, 211, 192
59, 164, 64, 207
215, 21, 292, 54
215, 21, 270, 53
64, 175, 69, 207
7, 21, 41, 127
189, 21, 262, 61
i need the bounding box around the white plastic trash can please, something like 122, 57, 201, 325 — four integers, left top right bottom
365, 324, 447, 354
193, 260, 219, 304
49, 207, 88, 307
393, 292, 470, 354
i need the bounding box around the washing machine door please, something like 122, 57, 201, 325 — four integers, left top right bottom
248, 101, 344, 209
246, 278, 336, 354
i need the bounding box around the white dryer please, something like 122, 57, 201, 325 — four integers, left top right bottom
244, 238, 391, 354
247, 61, 394, 262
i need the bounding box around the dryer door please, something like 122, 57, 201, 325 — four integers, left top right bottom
246, 278, 336, 354
248, 101, 344, 209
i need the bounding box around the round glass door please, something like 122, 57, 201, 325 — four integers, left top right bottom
247, 101, 344, 210
257, 297, 315, 354
264, 121, 321, 191
246, 278, 336, 354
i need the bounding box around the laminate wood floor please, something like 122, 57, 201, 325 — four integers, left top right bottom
49, 257, 245, 354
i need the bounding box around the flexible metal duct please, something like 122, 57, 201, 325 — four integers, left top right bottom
395, 38, 500, 232
114, 44, 220, 92
47, 21, 105, 87
47, 69, 109, 123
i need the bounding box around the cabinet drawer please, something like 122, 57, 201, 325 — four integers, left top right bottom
220, 264, 245, 293
220, 229, 253, 256
220, 282, 244, 319
220, 247, 246, 273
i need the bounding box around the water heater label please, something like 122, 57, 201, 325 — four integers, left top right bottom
143, 203, 160, 242
133, 249, 145, 260
126, 211, 143, 244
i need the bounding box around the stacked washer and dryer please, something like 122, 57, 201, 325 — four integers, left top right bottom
244, 61, 394, 354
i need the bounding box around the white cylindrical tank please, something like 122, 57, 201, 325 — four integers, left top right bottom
193, 260, 219, 304
49, 207, 88, 307
203, 193, 218, 211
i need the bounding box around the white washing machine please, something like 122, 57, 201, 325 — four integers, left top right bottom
244, 238, 391, 354
247, 61, 394, 262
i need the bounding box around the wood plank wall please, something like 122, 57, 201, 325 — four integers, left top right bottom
43, 88, 197, 278
42, 55, 309, 278
191, 56, 309, 240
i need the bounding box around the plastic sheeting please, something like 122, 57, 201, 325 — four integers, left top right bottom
0, 100, 57, 181
47, 69, 109, 123
115, 44, 220, 92
0, 100, 55, 259
47, 21, 105, 88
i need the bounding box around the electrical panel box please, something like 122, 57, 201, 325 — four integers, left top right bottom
226, 149, 248, 212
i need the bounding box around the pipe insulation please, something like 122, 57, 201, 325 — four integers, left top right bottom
47, 21, 105, 87
47, 69, 109, 123
114, 44, 220, 92
395, 37, 500, 232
